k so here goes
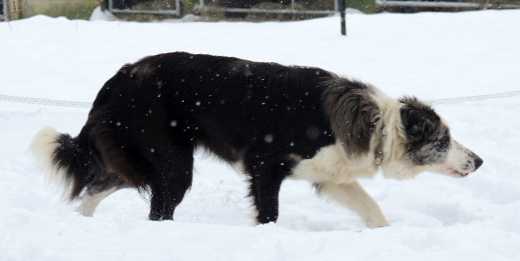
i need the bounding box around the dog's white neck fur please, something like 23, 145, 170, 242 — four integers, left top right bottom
368, 88, 416, 180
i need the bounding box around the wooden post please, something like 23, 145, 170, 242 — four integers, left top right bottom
7, 0, 22, 20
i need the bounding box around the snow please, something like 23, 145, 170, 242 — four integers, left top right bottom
1, 10, 520, 261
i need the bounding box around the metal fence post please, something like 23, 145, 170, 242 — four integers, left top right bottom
1, 0, 6, 21
176, 0, 181, 16
337, 0, 346, 36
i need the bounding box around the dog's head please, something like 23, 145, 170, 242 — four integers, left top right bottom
383, 97, 483, 179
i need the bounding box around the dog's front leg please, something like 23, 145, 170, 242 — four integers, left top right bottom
318, 181, 389, 228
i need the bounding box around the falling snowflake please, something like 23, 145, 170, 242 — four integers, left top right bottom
264, 134, 274, 143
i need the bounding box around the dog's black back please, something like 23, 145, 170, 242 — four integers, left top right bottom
117, 52, 337, 159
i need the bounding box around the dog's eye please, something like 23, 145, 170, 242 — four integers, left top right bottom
409, 125, 422, 136
434, 134, 450, 151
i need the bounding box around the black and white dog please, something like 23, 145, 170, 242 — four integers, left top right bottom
31, 52, 483, 227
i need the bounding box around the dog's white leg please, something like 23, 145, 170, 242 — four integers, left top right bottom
318, 181, 389, 228
77, 188, 118, 217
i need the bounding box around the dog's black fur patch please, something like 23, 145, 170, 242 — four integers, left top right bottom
47, 52, 382, 223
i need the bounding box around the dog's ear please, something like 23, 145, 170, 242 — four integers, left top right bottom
324, 79, 380, 156
400, 97, 439, 143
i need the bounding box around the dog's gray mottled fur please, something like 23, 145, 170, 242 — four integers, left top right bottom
323, 78, 381, 157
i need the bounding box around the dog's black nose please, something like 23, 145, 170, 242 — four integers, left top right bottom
474, 157, 483, 170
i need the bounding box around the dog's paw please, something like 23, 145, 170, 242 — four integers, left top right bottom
366, 217, 389, 228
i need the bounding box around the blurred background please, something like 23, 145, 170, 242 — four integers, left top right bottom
1, 0, 519, 21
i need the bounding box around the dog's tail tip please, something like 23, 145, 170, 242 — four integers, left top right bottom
31, 127, 60, 170
30, 127, 78, 200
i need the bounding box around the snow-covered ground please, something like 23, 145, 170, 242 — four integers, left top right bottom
1, 10, 520, 261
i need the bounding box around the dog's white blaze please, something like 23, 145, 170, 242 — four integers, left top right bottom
443, 140, 475, 173
31, 127, 73, 198
78, 188, 118, 217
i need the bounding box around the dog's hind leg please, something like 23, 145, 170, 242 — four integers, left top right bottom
316, 181, 388, 228
77, 175, 128, 217
78, 187, 118, 217
148, 144, 194, 221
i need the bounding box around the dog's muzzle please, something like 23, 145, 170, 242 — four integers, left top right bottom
454, 152, 483, 177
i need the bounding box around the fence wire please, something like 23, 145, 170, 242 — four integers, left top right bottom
429, 90, 520, 105
1, 89, 520, 110
0, 94, 91, 109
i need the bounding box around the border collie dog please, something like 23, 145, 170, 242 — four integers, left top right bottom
31, 52, 483, 227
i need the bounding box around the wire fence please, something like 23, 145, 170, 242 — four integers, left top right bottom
0, 94, 91, 109
107, 0, 181, 16
429, 90, 520, 105
1, 89, 520, 110
376, 0, 520, 11
198, 0, 339, 17
194, 0, 343, 27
